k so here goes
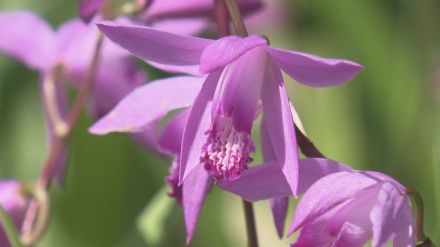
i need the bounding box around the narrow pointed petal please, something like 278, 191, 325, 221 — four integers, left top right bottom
89, 76, 204, 134
270, 197, 289, 238
183, 166, 213, 244
267, 47, 363, 87
288, 171, 381, 236
0, 11, 54, 70
96, 21, 212, 66
179, 71, 221, 183
144, 0, 262, 20
159, 109, 190, 155
219, 158, 349, 201
78, 0, 103, 23
261, 62, 299, 195
200, 35, 267, 74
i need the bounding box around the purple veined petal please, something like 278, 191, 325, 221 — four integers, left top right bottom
291, 205, 342, 247
288, 171, 381, 236
89, 76, 204, 134
150, 18, 209, 36
326, 184, 379, 247
159, 109, 190, 155
143, 0, 262, 21
370, 182, 414, 247
0, 11, 55, 71
219, 158, 350, 201
199, 35, 268, 74
270, 197, 289, 238
267, 46, 363, 87
78, 0, 103, 23
212, 46, 267, 132
183, 165, 213, 244
261, 61, 299, 195
96, 21, 212, 66
179, 70, 221, 184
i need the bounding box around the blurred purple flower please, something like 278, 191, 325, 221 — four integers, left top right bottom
0, 181, 30, 246
0, 11, 145, 184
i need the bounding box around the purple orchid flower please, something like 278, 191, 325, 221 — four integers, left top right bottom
89, 21, 362, 241
0, 11, 145, 183
221, 161, 415, 246
93, 21, 362, 192
0, 181, 31, 246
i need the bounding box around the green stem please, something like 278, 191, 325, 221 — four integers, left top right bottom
242, 200, 258, 247
0, 205, 24, 247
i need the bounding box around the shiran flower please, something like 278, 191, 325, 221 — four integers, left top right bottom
221, 161, 415, 247
93, 21, 362, 192
0, 181, 31, 246
90, 21, 362, 241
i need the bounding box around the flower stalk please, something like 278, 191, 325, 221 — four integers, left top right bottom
21, 33, 104, 245
242, 200, 258, 247
224, 0, 248, 37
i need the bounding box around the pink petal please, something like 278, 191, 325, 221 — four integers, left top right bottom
219, 158, 349, 201
261, 62, 299, 195
327, 185, 378, 246
96, 21, 212, 66
288, 171, 380, 235
89, 76, 204, 134
200, 35, 267, 74
0, 11, 55, 71
183, 165, 213, 244
159, 109, 190, 155
179, 71, 221, 183
78, 0, 103, 23
270, 197, 289, 238
267, 47, 363, 87
370, 182, 414, 247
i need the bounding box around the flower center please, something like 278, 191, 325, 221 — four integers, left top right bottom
201, 118, 255, 181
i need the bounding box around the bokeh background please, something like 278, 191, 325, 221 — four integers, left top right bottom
0, 0, 439, 246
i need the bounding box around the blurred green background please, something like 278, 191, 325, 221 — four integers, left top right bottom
0, 0, 439, 246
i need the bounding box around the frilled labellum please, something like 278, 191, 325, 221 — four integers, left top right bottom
201, 117, 255, 181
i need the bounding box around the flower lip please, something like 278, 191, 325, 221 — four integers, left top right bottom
201, 117, 255, 181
